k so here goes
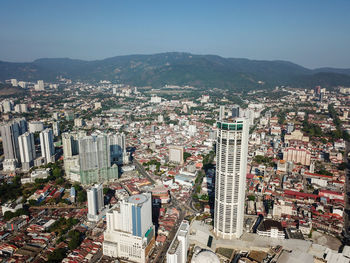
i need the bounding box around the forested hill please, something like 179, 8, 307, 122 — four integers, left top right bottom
1, 52, 350, 90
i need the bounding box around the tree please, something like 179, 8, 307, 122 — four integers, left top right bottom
77, 190, 87, 203
68, 230, 83, 250
248, 195, 256, 201
47, 248, 67, 263
183, 152, 191, 162
4, 211, 15, 221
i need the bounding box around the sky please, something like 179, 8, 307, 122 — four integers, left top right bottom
0, 0, 349, 68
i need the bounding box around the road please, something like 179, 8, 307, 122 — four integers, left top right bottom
133, 159, 156, 184
30, 204, 84, 210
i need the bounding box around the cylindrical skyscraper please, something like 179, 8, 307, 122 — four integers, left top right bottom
214, 118, 249, 239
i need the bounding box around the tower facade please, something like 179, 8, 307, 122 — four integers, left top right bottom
40, 128, 55, 164
18, 132, 36, 171
87, 184, 104, 221
214, 118, 249, 239
0, 118, 27, 170
103, 193, 155, 263
78, 134, 119, 184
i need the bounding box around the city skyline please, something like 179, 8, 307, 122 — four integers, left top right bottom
0, 0, 349, 68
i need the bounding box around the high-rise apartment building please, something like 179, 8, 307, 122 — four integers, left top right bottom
62, 131, 86, 182
166, 220, 190, 263
40, 128, 55, 164
214, 118, 249, 239
78, 134, 119, 184
35, 80, 45, 91
0, 118, 27, 170
52, 121, 60, 137
103, 193, 155, 263
219, 105, 225, 120
109, 133, 128, 164
18, 132, 36, 171
87, 184, 104, 222
62, 132, 124, 184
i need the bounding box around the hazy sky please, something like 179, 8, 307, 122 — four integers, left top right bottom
0, 0, 349, 68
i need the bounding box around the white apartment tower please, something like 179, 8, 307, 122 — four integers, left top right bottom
103, 193, 155, 263
166, 220, 190, 263
52, 121, 60, 136
0, 118, 27, 170
214, 118, 249, 239
219, 105, 225, 120
40, 128, 55, 164
18, 132, 36, 171
87, 184, 104, 222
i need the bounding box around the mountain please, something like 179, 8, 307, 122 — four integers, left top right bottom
1, 52, 350, 90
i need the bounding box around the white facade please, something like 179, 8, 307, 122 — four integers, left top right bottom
87, 184, 104, 222
2, 100, 13, 113
10, 79, 18, 86
103, 193, 154, 263
29, 121, 44, 133
169, 146, 184, 164
52, 121, 60, 136
39, 128, 55, 164
150, 96, 161, 103
214, 118, 249, 239
188, 125, 197, 136
35, 80, 45, 91
166, 221, 189, 263
18, 132, 36, 171
219, 105, 225, 120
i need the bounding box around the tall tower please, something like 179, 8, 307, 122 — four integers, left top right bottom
87, 184, 104, 221
40, 128, 55, 164
214, 118, 249, 239
78, 134, 119, 184
0, 118, 27, 162
219, 105, 225, 120
18, 132, 36, 171
103, 193, 155, 263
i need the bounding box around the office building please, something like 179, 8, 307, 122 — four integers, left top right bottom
166, 221, 190, 263
103, 193, 155, 263
18, 132, 36, 171
40, 128, 55, 164
214, 118, 249, 239
78, 134, 119, 184
87, 184, 105, 222
169, 146, 184, 164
